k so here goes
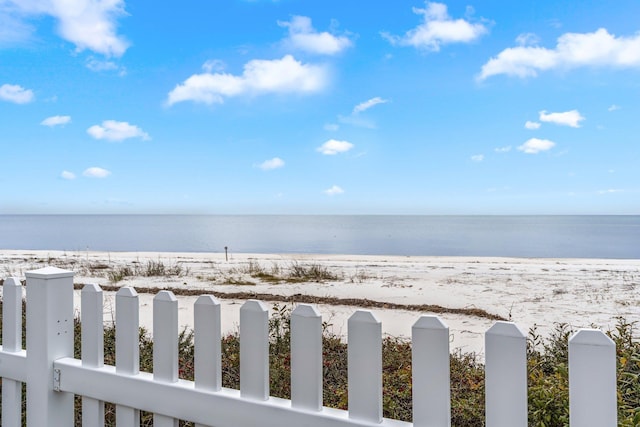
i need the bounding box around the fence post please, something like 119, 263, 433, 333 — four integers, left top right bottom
412, 315, 450, 427
291, 304, 323, 412
485, 321, 527, 427
25, 267, 75, 427
569, 329, 617, 427
348, 310, 382, 423
2, 277, 23, 427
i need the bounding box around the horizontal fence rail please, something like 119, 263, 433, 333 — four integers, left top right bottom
0, 267, 618, 427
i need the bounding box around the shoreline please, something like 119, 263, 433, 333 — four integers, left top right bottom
2, 249, 639, 355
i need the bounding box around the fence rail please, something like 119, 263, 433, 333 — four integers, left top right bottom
0, 267, 617, 426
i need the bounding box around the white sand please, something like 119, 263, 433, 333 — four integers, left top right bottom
2, 249, 639, 356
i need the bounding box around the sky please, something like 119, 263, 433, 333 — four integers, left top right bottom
1, 0, 639, 215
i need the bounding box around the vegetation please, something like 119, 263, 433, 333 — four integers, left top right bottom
107, 260, 189, 283
1, 299, 640, 426
226, 260, 340, 284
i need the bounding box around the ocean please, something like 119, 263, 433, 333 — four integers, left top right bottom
1, 215, 639, 259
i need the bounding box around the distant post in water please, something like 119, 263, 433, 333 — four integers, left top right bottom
224, 246, 228, 261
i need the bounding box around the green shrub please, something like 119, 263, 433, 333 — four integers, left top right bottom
2, 298, 640, 426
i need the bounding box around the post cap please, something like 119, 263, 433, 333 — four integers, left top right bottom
25, 266, 74, 279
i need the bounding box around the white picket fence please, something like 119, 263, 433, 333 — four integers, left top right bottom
0, 266, 617, 426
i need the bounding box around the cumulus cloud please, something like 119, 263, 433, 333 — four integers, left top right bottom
166, 55, 327, 106
524, 120, 541, 130
83, 167, 111, 178
257, 157, 285, 171
539, 110, 585, 128
324, 185, 344, 196
383, 2, 488, 51
517, 138, 556, 154
352, 97, 388, 114
41, 115, 71, 127
608, 104, 621, 112
60, 170, 76, 180
0, 83, 34, 104
479, 28, 640, 80
87, 120, 150, 142
317, 139, 354, 155
471, 154, 484, 162
4, 0, 129, 57
278, 15, 352, 55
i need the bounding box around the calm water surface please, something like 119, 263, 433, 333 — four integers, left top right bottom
1, 215, 639, 259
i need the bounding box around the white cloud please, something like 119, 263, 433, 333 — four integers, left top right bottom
5, 0, 129, 57
515, 33, 540, 47
202, 59, 226, 73
337, 114, 376, 129
86, 57, 118, 71
479, 28, 640, 80
383, 2, 488, 51
539, 110, 585, 128
317, 139, 354, 155
494, 146, 512, 153
83, 167, 111, 178
278, 15, 352, 55
60, 170, 76, 180
0, 83, 34, 104
324, 185, 344, 196
0, 7, 34, 45
87, 120, 150, 142
166, 55, 328, 106
85, 57, 126, 75
524, 120, 541, 130
324, 123, 339, 131
257, 157, 285, 171
352, 97, 388, 114
471, 154, 484, 162
517, 138, 556, 154
597, 189, 624, 195
41, 115, 71, 127
608, 104, 621, 112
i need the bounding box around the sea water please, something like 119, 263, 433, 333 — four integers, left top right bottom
1, 215, 639, 259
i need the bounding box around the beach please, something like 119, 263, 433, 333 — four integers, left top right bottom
1, 249, 639, 355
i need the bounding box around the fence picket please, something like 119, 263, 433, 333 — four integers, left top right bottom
412, 315, 450, 427
348, 310, 382, 423
194, 295, 221, 427
569, 329, 617, 427
485, 321, 527, 427
153, 291, 179, 427
291, 304, 323, 411
81, 284, 105, 427
115, 287, 140, 426
240, 300, 269, 401
2, 277, 23, 427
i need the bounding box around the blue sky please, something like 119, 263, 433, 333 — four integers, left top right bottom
1, 0, 639, 214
